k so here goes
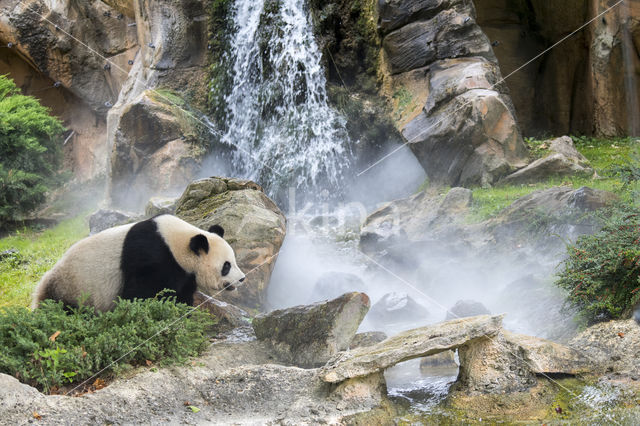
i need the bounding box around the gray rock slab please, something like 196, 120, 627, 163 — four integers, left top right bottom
253, 292, 371, 368
321, 314, 504, 383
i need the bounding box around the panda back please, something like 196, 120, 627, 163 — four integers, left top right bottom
33, 223, 134, 311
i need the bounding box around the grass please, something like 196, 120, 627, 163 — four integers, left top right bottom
465, 136, 640, 222
0, 214, 89, 308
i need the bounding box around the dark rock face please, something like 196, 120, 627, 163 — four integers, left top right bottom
175, 177, 286, 311
88, 209, 137, 235
368, 292, 429, 328
475, 0, 640, 137
252, 292, 370, 368
445, 299, 491, 320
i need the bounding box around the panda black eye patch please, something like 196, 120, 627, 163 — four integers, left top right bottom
222, 261, 231, 276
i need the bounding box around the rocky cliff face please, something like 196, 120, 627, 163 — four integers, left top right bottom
0, 0, 139, 182
1, 0, 637, 204
377, 0, 529, 187
475, 0, 640, 137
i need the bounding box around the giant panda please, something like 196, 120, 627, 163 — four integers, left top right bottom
31, 214, 245, 312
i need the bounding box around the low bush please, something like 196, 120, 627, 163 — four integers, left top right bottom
556, 211, 640, 324
0, 296, 216, 393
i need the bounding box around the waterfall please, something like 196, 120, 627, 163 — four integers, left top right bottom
219, 0, 352, 200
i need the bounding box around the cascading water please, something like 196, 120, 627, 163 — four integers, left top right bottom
219, 0, 352, 200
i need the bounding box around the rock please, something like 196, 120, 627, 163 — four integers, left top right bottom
383, 9, 495, 75
322, 314, 504, 383
455, 330, 592, 394
493, 186, 618, 238
0, 373, 44, 415
420, 350, 457, 370
359, 187, 472, 259
437, 187, 473, 214
0, 339, 386, 424
252, 292, 370, 368
350, 331, 388, 349
569, 319, 640, 377
445, 299, 491, 320
500, 154, 594, 185
378, 0, 468, 34
0, 249, 19, 261
308, 272, 367, 303
548, 136, 590, 163
109, 90, 205, 209
503, 331, 592, 375
0, 0, 137, 115
0, 0, 137, 182
635, 307, 640, 325
403, 88, 528, 187
424, 57, 505, 115
474, 0, 640, 137
368, 292, 429, 327
88, 208, 137, 235
193, 291, 251, 332
175, 177, 286, 310
144, 196, 178, 217
500, 136, 593, 185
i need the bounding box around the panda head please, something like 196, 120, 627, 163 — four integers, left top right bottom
186, 224, 245, 294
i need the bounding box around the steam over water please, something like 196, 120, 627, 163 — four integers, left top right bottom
221, 0, 352, 198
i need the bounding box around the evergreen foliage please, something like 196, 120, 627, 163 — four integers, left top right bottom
0, 75, 64, 222
0, 296, 215, 393
556, 210, 640, 324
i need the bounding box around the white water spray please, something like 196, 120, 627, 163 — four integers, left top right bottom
220, 0, 352, 198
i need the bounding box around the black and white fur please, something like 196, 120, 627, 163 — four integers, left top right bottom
31, 215, 245, 312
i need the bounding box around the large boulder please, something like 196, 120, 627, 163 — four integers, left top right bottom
500, 136, 594, 185
455, 330, 593, 395
252, 292, 371, 368
378, 0, 528, 187
175, 177, 286, 311
109, 90, 206, 209
359, 187, 475, 261
569, 319, 640, 377
490, 186, 618, 243
403, 88, 528, 187
0, 0, 137, 115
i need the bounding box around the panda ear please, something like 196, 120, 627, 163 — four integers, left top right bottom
208, 224, 224, 238
189, 234, 209, 255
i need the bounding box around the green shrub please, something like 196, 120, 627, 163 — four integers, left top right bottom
556, 212, 640, 324
0, 296, 216, 393
0, 75, 65, 222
